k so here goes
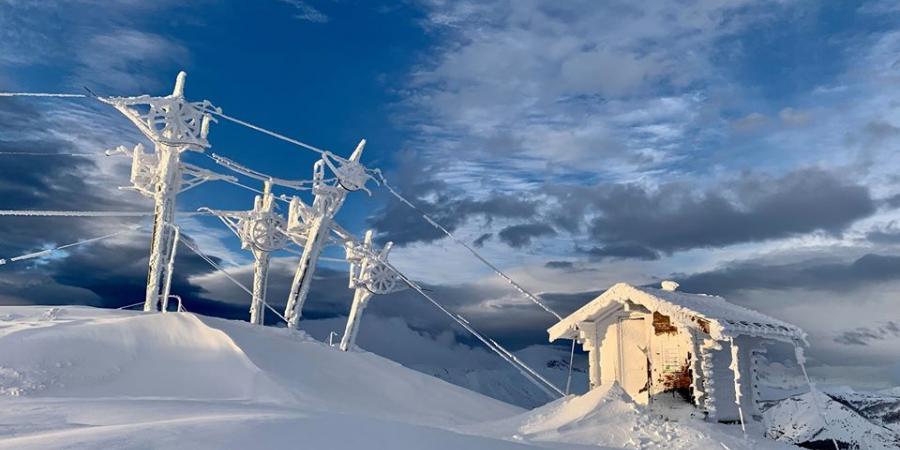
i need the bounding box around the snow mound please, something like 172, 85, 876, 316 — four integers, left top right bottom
193, 313, 521, 426
764, 391, 900, 450
466, 383, 796, 449
0, 306, 542, 449
0, 306, 287, 401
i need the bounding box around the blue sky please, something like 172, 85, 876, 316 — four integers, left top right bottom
1, 0, 900, 388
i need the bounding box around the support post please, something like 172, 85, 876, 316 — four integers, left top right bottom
101, 71, 214, 313
285, 140, 367, 328
338, 229, 402, 351
160, 223, 180, 312
339, 288, 373, 351
249, 250, 271, 325
144, 145, 183, 311
285, 210, 331, 328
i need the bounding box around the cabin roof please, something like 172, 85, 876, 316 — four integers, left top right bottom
547, 282, 806, 343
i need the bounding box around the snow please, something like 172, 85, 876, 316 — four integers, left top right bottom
0, 305, 836, 449
0, 306, 531, 449
549, 282, 805, 343
465, 383, 797, 450
763, 391, 900, 449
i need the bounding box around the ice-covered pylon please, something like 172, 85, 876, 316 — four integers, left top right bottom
200, 181, 288, 324
101, 72, 232, 312
283, 139, 371, 329
339, 230, 405, 351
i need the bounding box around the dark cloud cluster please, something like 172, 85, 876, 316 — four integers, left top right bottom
834, 321, 900, 346
498, 222, 555, 248
371, 166, 876, 262
0, 99, 139, 255
675, 253, 900, 296
367, 163, 540, 246
578, 244, 660, 261
553, 168, 875, 256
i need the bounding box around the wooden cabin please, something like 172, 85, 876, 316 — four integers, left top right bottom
547, 281, 806, 422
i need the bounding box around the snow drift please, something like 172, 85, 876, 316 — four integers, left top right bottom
0, 306, 527, 449
2, 305, 888, 449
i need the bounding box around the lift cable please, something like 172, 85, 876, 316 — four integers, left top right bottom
370, 170, 563, 321
0, 226, 143, 266
367, 252, 565, 398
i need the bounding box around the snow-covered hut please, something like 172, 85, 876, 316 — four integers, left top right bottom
547, 281, 806, 422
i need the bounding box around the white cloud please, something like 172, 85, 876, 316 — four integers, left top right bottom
279, 0, 329, 23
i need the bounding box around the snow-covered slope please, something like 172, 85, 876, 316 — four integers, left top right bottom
0, 306, 534, 449
828, 388, 900, 433
0, 305, 812, 449
466, 383, 796, 450
301, 315, 589, 409
413, 345, 589, 409
763, 391, 900, 449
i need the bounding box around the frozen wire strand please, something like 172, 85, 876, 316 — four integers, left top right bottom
794, 344, 840, 450
565, 339, 576, 395
0, 227, 141, 266
117, 301, 145, 310
0, 92, 87, 98
207, 153, 316, 190
488, 336, 565, 397
0, 90, 327, 158
0, 152, 108, 157
0, 210, 153, 217
372, 254, 564, 398
375, 174, 563, 321
179, 237, 289, 324
221, 177, 267, 196
0, 210, 210, 218
206, 109, 326, 156
220, 178, 307, 205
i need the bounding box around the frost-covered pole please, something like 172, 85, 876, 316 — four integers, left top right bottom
339, 230, 402, 351
200, 181, 287, 325
145, 145, 182, 311
284, 140, 368, 328
340, 231, 376, 351
340, 288, 373, 351
250, 249, 271, 325
160, 223, 181, 312
100, 72, 216, 312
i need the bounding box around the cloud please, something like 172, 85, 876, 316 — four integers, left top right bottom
400, 0, 798, 183
74, 29, 190, 92
578, 244, 660, 261
834, 321, 900, 346
779, 107, 810, 127
473, 233, 492, 247
279, 0, 329, 23
676, 253, 900, 296
731, 112, 769, 132
367, 163, 540, 246
567, 168, 875, 255
544, 260, 573, 270
0, 1, 196, 91
497, 223, 555, 248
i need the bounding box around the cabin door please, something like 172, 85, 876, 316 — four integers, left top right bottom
616, 316, 649, 404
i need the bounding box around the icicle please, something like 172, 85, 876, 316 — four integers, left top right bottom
700, 339, 722, 419
729, 338, 747, 436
